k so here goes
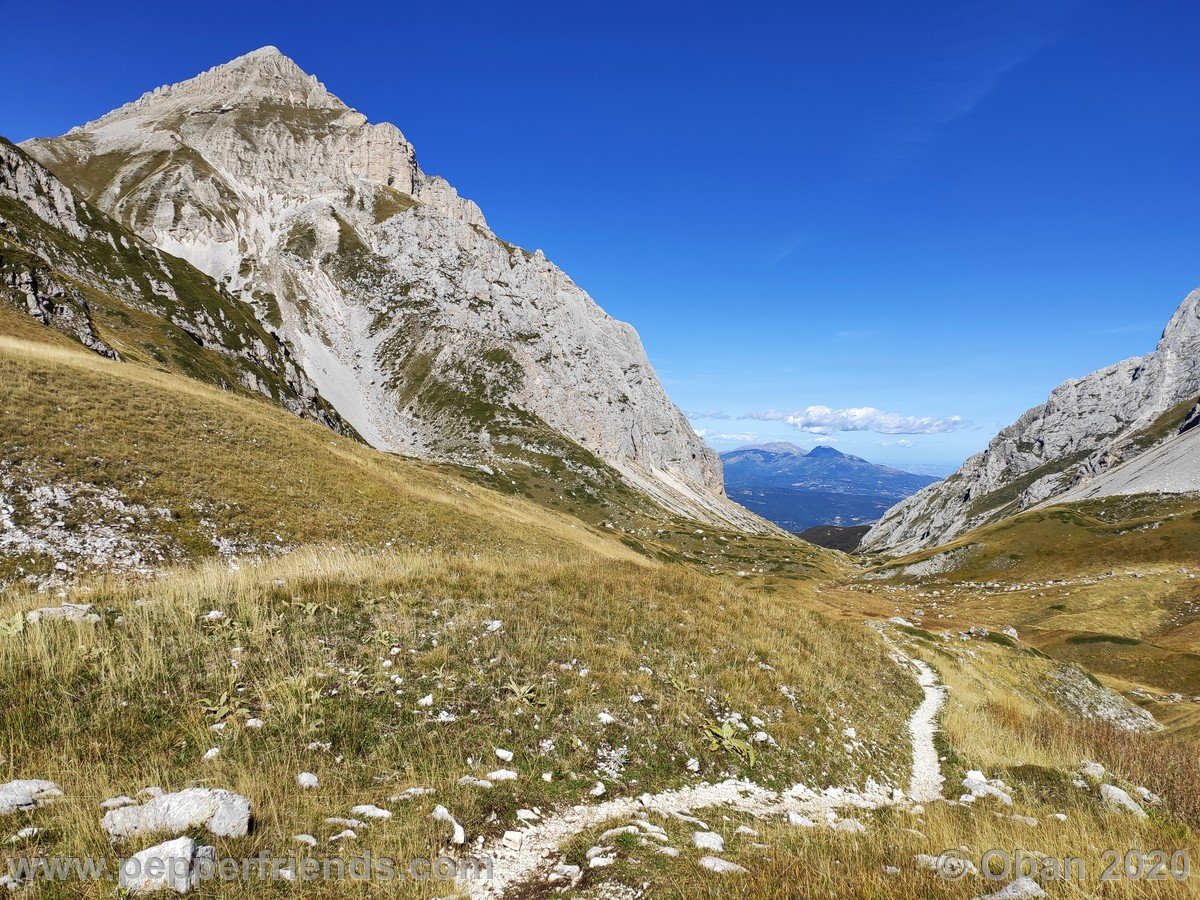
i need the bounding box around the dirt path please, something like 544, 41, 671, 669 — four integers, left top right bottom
460, 633, 946, 897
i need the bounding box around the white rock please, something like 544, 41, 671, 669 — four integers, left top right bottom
501, 830, 523, 850
26, 603, 99, 624
329, 829, 357, 842
349, 804, 391, 820
960, 771, 1013, 806
297, 772, 319, 789
389, 787, 435, 802
324, 817, 365, 828
494, 748, 513, 762
692, 831, 724, 852
6, 827, 41, 843
100, 796, 138, 810
294, 834, 317, 847
698, 856, 747, 874
914, 853, 977, 878
201, 748, 220, 762
588, 855, 615, 868
203, 610, 226, 622
787, 812, 816, 827
101, 788, 251, 840
0, 780, 62, 815
431, 805, 465, 845
589, 781, 606, 797
977, 877, 1047, 899
1080, 761, 1106, 780
1135, 786, 1162, 805
1099, 784, 1148, 819
830, 817, 866, 833
119, 836, 215, 894
551, 863, 582, 881
487, 769, 518, 782
244, 718, 264, 729
598, 712, 616, 725
417, 694, 433, 707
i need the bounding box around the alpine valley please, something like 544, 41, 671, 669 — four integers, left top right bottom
1, 46, 1199, 900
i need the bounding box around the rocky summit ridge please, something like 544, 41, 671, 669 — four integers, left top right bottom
862, 287, 1200, 554
24, 47, 763, 530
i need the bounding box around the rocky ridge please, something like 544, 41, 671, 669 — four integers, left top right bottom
863, 288, 1200, 554
23, 47, 761, 530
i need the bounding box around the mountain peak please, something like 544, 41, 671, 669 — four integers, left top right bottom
72, 46, 345, 139
1159, 286, 1200, 351
242, 45, 284, 60
806, 445, 844, 458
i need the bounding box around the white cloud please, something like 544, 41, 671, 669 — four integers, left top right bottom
687, 410, 731, 420
879, 438, 914, 447
744, 405, 964, 435
695, 429, 757, 443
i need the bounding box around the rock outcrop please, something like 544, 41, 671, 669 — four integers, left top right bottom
0, 137, 345, 430
863, 288, 1200, 553
24, 47, 758, 529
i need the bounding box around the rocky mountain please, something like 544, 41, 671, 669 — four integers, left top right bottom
22, 47, 763, 531
1, 137, 345, 428
721, 442, 938, 532
863, 287, 1200, 554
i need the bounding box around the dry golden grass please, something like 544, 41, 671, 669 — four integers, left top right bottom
0, 336, 639, 580
0, 546, 915, 897
2, 336, 1198, 898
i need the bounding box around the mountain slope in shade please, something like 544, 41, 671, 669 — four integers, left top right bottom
22, 47, 766, 532
721, 442, 938, 531
862, 287, 1200, 555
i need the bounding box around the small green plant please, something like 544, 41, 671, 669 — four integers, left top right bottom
503, 678, 546, 707
667, 674, 698, 694
198, 687, 250, 723
703, 720, 757, 766
0, 613, 25, 638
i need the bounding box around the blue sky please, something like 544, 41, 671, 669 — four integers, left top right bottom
5, 0, 1199, 470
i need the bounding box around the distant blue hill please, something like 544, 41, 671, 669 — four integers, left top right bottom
720, 442, 938, 532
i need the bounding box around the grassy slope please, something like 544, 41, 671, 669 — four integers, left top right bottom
0, 334, 632, 584
0, 333, 927, 897
829, 494, 1200, 738
0, 335, 1196, 896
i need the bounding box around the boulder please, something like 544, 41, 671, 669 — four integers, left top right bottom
102, 788, 251, 840
0, 780, 62, 815
119, 836, 216, 894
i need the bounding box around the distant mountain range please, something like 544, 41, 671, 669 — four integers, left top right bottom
721, 443, 939, 533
